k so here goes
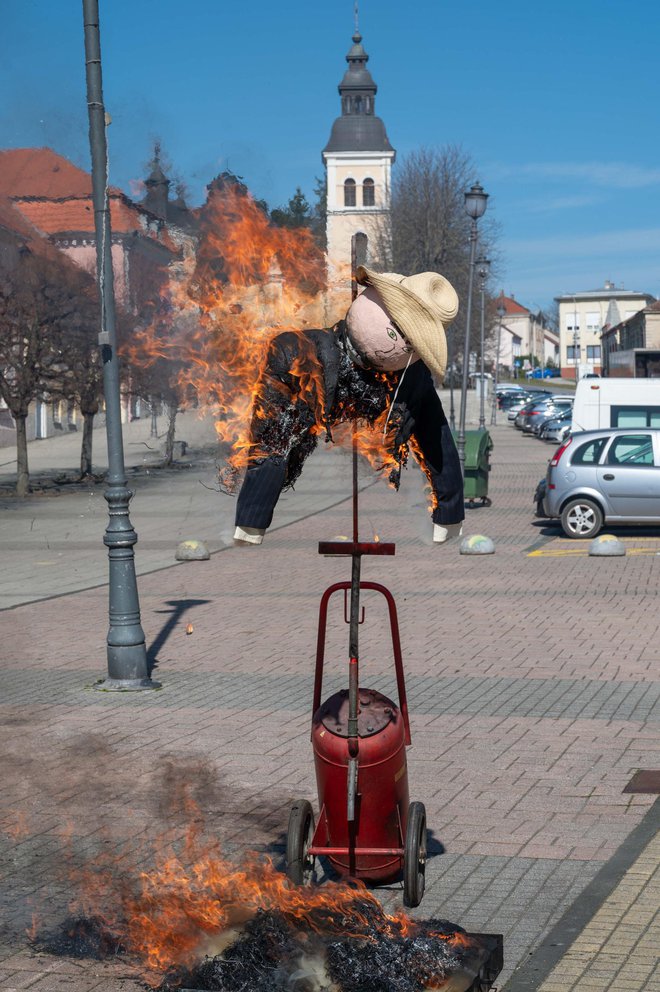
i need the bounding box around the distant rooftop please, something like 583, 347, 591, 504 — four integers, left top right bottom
555, 280, 654, 302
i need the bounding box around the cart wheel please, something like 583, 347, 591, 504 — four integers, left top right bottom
403, 801, 426, 908
286, 799, 315, 886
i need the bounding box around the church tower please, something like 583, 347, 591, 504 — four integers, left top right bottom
322, 20, 395, 275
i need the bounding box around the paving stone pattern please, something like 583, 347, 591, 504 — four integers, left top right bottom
1, 418, 658, 991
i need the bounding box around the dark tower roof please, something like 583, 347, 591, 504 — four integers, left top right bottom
323, 31, 394, 156
143, 143, 171, 220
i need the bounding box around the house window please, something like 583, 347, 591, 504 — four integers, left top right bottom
586, 345, 601, 360
565, 316, 580, 331
586, 312, 600, 331
344, 179, 356, 207
567, 345, 581, 360
362, 178, 375, 206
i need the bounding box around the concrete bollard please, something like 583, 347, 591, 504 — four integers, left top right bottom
175, 539, 210, 561
459, 534, 495, 555
589, 534, 626, 557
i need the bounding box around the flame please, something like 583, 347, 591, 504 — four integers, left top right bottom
121, 175, 410, 490
63, 810, 469, 982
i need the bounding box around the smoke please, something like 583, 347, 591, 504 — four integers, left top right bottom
0, 736, 289, 946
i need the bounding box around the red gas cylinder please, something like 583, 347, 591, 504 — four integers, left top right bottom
312, 685, 410, 882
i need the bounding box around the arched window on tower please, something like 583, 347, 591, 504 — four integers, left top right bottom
354, 96, 362, 114
344, 178, 356, 207
362, 178, 375, 207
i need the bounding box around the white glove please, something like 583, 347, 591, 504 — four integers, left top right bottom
234, 526, 266, 546
433, 522, 463, 544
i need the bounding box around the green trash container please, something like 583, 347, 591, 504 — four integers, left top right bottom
453, 429, 493, 505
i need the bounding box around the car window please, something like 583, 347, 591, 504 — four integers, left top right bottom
571, 437, 608, 465
606, 434, 655, 466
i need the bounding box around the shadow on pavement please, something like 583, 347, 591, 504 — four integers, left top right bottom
147, 598, 212, 675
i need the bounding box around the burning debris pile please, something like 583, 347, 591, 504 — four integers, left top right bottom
165, 905, 471, 992
26, 791, 475, 992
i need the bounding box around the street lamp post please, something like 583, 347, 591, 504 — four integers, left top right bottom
490, 301, 506, 426
475, 254, 490, 430
83, 0, 158, 690
457, 182, 489, 470
448, 327, 456, 430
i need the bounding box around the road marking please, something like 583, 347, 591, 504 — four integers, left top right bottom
529, 537, 660, 558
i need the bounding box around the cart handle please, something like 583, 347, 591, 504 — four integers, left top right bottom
311, 580, 411, 746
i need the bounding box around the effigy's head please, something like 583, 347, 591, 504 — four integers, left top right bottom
345, 267, 459, 382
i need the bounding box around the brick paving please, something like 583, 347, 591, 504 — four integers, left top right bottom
1, 409, 659, 990
535, 830, 659, 992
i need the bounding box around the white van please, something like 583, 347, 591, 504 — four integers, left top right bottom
572, 378, 660, 432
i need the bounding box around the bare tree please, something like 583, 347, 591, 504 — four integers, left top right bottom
376, 146, 501, 367
0, 239, 97, 495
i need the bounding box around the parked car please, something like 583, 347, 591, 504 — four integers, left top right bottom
539, 409, 572, 442
527, 368, 562, 379
497, 386, 528, 409
506, 390, 552, 419
534, 478, 547, 517
528, 400, 573, 435
543, 428, 660, 538
516, 395, 571, 431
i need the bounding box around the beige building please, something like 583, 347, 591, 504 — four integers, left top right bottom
602, 300, 660, 377
555, 281, 654, 379
488, 293, 559, 374
322, 30, 395, 279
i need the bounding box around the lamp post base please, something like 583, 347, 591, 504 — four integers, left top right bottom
94, 677, 161, 692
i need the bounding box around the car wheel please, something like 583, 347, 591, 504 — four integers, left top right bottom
560, 498, 603, 539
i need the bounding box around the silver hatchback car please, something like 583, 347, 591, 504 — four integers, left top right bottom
544, 429, 660, 538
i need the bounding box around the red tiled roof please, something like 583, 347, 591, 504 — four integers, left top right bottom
0, 147, 179, 254
15, 194, 166, 239
0, 194, 71, 263
0, 147, 98, 198
0, 194, 43, 241
498, 291, 530, 316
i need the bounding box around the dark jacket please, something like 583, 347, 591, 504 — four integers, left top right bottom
235, 325, 464, 530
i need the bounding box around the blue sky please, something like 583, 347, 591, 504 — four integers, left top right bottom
2, 0, 660, 311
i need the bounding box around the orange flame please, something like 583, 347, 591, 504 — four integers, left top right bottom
121, 177, 407, 487
65, 813, 468, 982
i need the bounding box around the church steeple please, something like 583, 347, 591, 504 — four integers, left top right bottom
143, 141, 170, 220
339, 31, 377, 117
321, 16, 395, 278
323, 26, 393, 154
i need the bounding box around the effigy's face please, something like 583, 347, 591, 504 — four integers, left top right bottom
346, 287, 420, 371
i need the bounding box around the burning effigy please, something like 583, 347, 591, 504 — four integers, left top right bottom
124, 174, 465, 547
232, 264, 464, 547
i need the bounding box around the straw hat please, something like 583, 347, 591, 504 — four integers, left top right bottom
355, 265, 459, 383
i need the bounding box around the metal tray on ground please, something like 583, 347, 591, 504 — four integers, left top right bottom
443, 932, 503, 991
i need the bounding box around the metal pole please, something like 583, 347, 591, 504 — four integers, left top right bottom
490, 312, 504, 426
457, 218, 478, 470
83, 0, 158, 690
448, 327, 456, 430
479, 281, 486, 430
150, 398, 158, 438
